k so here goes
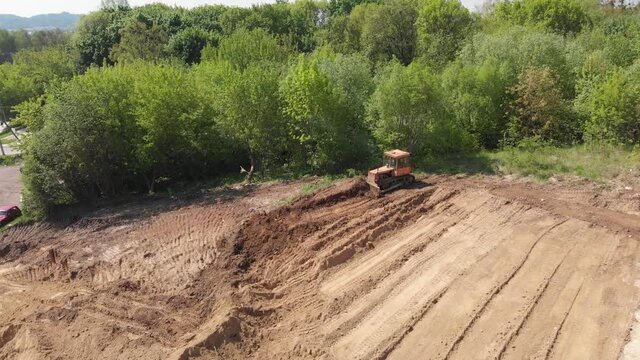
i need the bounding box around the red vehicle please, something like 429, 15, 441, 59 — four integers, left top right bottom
0, 205, 21, 227
366, 149, 415, 194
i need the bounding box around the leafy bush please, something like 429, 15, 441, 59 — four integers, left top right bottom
416, 0, 475, 68
0, 47, 75, 117
577, 63, 640, 143
366, 60, 472, 158
21, 63, 227, 215
203, 28, 292, 69
507, 67, 581, 144
281, 51, 374, 172
442, 58, 512, 148
491, 0, 593, 35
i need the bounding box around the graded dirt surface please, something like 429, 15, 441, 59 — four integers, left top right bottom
1, 175, 640, 359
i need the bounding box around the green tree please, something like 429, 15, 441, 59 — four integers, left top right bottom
12, 30, 32, 52
281, 52, 373, 171
132, 63, 220, 189
360, 0, 417, 65
442, 58, 512, 148
329, 0, 380, 15
12, 95, 46, 130
186, 5, 227, 33
416, 0, 475, 68
507, 67, 580, 144
129, 3, 187, 36
219, 7, 254, 35
459, 29, 573, 97
203, 28, 291, 69
0, 30, 16, 62
167, 27, 217, 64
30, 30, 71, 50
215, 63, 287, 180
366, 61, 470, 156
492, 0, 593, 35
74, 9, 129, 67
21, 66, 138, 216
0, 47, 75, 118
327, 1, 416, 63
578, 63, 640, 143
109, 20, 169, 63
325, 5, 370, 54
21, 62, 227, 215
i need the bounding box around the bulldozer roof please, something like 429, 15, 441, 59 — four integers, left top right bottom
384, 149, 411, 159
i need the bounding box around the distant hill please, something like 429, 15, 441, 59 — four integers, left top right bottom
0, 12, 81, 31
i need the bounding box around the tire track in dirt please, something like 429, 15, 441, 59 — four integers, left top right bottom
443, 219, 576, 360
313, 179, 639, 360
2, 206, 241, 294
499, 225, 614, 360
544, 234, 640, 359
325, 192, 535, 359
2, 176, 640, 360
383, 215, 563, 360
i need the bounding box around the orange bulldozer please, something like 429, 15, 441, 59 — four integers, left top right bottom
366, 149, 415, 195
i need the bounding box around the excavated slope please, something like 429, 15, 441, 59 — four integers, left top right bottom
0, 176, 639, 360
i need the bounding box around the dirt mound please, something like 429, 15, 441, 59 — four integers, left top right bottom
1, 176, 640, 360
232, 178, 370, 270
298, 178, 370, 209
0, 223, 52, 262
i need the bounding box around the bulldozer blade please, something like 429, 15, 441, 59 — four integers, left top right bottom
366, 178, 380, 190
365, 180, 382, 198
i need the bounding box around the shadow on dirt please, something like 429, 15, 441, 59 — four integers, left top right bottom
407, 180, 430, 190
43, 182, 258, 231
1, 181, 261, 261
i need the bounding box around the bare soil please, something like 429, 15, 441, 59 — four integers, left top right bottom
1, 175, 640, 360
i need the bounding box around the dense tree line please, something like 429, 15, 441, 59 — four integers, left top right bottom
0, 28, 71, 63
1, 0, 640, 216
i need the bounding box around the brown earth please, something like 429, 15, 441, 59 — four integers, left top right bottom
1, 175, 640, 359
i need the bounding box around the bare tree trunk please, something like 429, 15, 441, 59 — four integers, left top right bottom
147, 169, 156, 194
245, 152, 255, 183
0, 141, 4, 156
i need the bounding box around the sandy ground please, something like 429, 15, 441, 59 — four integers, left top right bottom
0, 166, 21, 205
1, 175, 640, 359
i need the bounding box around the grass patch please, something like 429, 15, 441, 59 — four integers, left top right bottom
418, 152, 498, 176
487, 143, 640, 182
0, 154, 20, 166
279, 176, 338, 205
412, 144, 639, 183
157, 172, 247, 199
0, 131, 12, 140
1, 136, 18, 145
0, 215, 34, 234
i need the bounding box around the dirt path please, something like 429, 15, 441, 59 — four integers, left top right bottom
0, 175, 639, 359
0, 166, 20, 205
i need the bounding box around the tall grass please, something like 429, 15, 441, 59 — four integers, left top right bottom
488, 143, 640, 181
0, 155, 19, 166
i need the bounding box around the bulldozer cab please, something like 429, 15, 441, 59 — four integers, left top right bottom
386, 155, 410, 169
384, 150, 412, 177
366, 149, 415, 194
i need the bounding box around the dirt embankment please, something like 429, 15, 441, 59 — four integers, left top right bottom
1, 175, 640, 359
